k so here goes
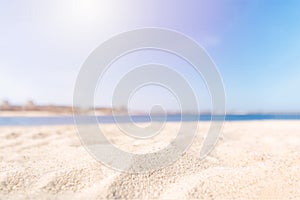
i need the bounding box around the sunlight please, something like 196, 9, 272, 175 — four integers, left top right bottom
62, 0, 115, 26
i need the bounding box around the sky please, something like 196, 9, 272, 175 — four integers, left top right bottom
0, 0, 300, 113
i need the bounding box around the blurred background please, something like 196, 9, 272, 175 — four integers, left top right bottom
1, 0, 300, 113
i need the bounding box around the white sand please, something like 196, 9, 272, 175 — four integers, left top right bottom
0, 121, 300, 199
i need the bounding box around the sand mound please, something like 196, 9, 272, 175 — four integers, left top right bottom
0, 121, 300, 199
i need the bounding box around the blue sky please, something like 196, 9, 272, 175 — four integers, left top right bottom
0, 0, 300, 113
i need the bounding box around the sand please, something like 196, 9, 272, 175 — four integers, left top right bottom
0, 121, 300, 199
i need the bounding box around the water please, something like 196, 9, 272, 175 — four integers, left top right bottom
0, 114, 299, 126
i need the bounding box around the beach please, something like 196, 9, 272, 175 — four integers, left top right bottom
1, 120, 300, 199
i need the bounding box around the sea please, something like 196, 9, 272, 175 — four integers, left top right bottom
0, 114, 299, 126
